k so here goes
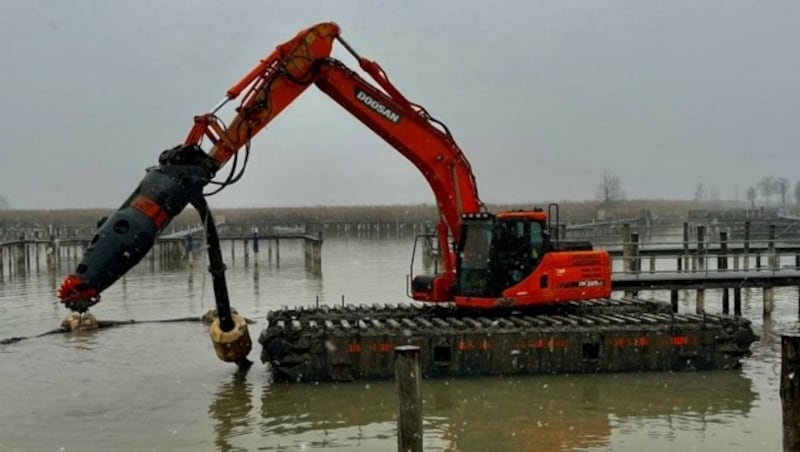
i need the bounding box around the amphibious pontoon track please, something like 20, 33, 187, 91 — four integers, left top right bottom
258, 298, 757, 382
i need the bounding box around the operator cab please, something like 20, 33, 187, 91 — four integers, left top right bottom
456, 211, 549, 298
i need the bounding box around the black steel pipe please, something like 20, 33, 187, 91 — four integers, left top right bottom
192, 198, 235, 332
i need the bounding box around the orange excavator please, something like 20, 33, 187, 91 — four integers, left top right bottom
58, 22, 611, 363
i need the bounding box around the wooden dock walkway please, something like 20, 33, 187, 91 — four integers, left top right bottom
0, 227, 324, 277
613, 269, 800, 291
3, 217, 800, 318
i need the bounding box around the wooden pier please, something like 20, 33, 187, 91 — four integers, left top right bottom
601, 222, 800, 317
0, 228, 323, 277
4, 216, 800, 320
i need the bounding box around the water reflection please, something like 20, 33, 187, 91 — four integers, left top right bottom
253, 262, 260, 299
0, 237, 784, 451
209, 370, 256, 452
255, 371, 755, 451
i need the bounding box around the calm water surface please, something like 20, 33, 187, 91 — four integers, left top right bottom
0, 237, 793, 451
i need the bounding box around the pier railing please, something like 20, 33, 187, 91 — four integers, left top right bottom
0, 227, 324, 278
601, 223, 800, 276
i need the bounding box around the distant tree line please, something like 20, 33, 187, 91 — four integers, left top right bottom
743, 177, 796, 209
0, 196, 9, 210
597, 171, 800, 214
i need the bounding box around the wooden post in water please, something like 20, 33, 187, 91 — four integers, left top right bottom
670, 289, 679, 313
48, 235, 60, 272
25, 239, 31, 272
764, 286, 775, 318
734, 287, 742, 316
395, 345, 422, 452
719, 231, 728, 271
621, 225, 634, 297
303, 232, 323, 274
185, 234, 194, 267
744, 221, 751, 271
252, 229, 260, 261
622, 224, 632, 273
696, 289, 705, 314
16, 235, 26, 275
781, 334, 800, 451
630, 232, 640, 273
683, 222, 690, 273
722, 288, 730, 314
8, 245, 14, 277
769, 224, 777, 271
697, 225, 705, 273
275, 238, 280, 268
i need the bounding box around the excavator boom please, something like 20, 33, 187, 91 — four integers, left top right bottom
60, 21, 491, 307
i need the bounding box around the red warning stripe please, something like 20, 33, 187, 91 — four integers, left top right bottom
130, 195, 169, 229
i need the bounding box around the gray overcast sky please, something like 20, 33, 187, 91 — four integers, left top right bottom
1, 0, 798, 209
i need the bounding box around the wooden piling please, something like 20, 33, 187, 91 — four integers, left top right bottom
734, 287, 742, 316
697, 225, 705, 272
696, 289, 705, 314
670, 289, 679, 313
744, 221, 751, 271
764, 286, 775, 318
50, 236, 60, 271
718, 231, 728, 271
683, 222, 689, 273
769, 224, 777, 271
622, 224, 632, 272
303, 233, 323, 274
16, 235, 26, 275
185, 234, 194, 265
781, 334, 800, 451
630, 232, 640, 273
395, 345, 423, 452
25, 241, 31, 272
722, 288, 730, 314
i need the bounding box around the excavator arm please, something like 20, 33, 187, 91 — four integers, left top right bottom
188, 22, 484, 272
58, 22, 484, 310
